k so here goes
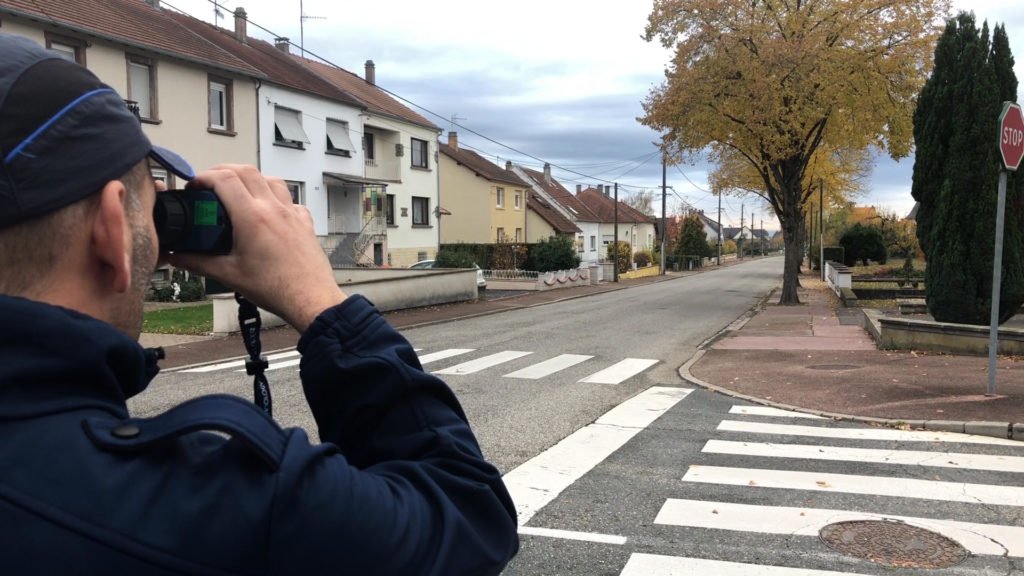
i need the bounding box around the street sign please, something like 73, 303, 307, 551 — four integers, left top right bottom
999, 102, 1023, 171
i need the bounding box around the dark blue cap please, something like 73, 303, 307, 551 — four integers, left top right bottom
0, 33, 195, 229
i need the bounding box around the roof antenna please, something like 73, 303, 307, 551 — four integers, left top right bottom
300, 0, 326, 58
213, 0, 225, 23
449, 114, 466, 133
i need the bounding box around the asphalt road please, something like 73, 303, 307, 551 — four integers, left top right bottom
130, 257, 1024, 574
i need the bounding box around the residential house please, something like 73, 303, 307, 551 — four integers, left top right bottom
691, 210, 721, 245
168, 9, 377, 266
512, 163, 601, 264
0, 0, 262, 186
438, 132, 528, 244
524, 189, 579, 242
297, 57, 442, 267
576, 186, 657, 258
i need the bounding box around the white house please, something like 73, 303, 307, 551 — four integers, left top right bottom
513, 164, 603, 265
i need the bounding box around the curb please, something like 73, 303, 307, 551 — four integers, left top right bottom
678, 320, 1023, 443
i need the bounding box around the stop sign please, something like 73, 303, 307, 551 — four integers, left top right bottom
999, 102, 1024, 171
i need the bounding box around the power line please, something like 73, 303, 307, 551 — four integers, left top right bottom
169, 0, 669, 189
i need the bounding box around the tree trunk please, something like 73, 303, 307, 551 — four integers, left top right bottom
778, 201, 803, 305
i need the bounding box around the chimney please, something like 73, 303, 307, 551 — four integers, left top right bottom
505, 161, 513, 171
576, 184, 581, 193
604, 185, 610, 196
447, 131, 458, 150
543, 162, 551, 183
365, 60, 376, 85
144, 0, 159, 7
274, 37, 290, 54
234, 8, 247, 43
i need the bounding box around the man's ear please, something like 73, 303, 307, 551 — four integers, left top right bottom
91, 180, 132, 294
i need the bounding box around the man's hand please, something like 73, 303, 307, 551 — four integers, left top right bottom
167, 165, 346, 332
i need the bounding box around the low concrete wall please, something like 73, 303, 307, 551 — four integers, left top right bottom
537, 268, 592, 291
879, 316, 1024, 356
620, 265, 661, 280
212, 268, 478, 334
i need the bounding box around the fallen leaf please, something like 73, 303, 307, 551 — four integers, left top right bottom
816, 481, 831, 488
712, 509, 719, 514
748, 480, 758, 486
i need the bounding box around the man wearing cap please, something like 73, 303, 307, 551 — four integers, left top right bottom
0, 32, 518, 574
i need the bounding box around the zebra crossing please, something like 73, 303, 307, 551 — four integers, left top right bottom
612, 404, 1024, 574
181, 347, 658, 386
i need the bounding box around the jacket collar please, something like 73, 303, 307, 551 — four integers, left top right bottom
0, 295, 161, 419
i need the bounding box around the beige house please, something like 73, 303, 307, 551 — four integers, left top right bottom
0, 0, 261, 185
439, 132, 529, 244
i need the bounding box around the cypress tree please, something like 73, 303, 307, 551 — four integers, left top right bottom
911, 13, 1024, 324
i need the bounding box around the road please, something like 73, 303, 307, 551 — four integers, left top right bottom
132, 256, 1024, 574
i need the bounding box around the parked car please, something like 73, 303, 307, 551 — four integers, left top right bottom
409, 260, 487, 290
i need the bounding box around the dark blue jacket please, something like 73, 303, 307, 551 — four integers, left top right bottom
0, 294, 518, 575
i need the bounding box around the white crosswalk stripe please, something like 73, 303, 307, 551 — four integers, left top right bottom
181, 350, 300, 373
578, 358, 659, 384
504, 354, 593, 379
417, 348, 475, 365
434, 351, 533, 375
605, 405, 1024, 574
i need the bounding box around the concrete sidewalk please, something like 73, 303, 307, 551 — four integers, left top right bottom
682, 275, 1024, 440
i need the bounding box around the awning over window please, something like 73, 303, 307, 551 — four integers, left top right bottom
274, 107, 309, 143
323, 172, 391, 187
326, 120, 355, 151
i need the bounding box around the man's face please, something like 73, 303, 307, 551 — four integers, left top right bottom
110, 175, 158, 339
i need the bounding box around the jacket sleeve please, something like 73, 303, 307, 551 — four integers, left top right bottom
267, 295, 518, 575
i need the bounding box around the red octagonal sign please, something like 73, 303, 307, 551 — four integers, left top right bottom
1000, 102, 1024, 171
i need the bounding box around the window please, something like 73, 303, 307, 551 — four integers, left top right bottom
590, 235, 596, 251
497, 227, 505, 242
326, 119, 355, 156
274, 106, 309, 148
515, 228, 522, 242
208, 76, 233, 132
411, 138, 429, 168
46, 33, 86, 65
496, 187, 505, 208
578, 235, 585, 253
412, 196, 429, 226
514, 190, 522, 209
286, 181, 304, 204
126, 55, 156, 120
363, 133, 375, 162
386, 194, 396, 225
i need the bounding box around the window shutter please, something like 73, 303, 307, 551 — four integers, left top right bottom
395, 143, 405, 157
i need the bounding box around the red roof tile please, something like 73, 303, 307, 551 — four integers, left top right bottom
163, 12, 364, 108
528, 191, 579, 234
577, 187, 655, 224
0, 0, 261, 77
519, 167, 600, 222
296, 56, 439, 131
439, 143, 527, 187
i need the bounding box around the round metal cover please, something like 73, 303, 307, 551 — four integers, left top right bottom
806, 364, 861, 371
819, 520, 968, 569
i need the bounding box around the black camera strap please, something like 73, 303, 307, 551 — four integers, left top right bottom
235, 293, 272, 417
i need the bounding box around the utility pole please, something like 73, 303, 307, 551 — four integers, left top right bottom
739, 203, 745, 260
761, 215, 765, 255
819, 179, 825, 281
661, 155, 667, 275
614, 183, 619, 283
717, 192, 722, 266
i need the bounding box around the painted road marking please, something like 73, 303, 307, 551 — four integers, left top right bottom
518, 526, 626, 545
502, 386, 692, 525
435, 351, 533, 375
718, 420, 1022, 446
655, 499, 1024, 557
703, 439, 1024, 473
728, 406, 827, 419
578, 358, 659, 385
182, 350, 300, 373
504, 354, 594, 379
416, 348, 475, 365
683, 465, 1024, 506
620, 554, 869, 576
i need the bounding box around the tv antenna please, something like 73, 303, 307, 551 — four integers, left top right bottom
212, 1, 225, 23
299, 0, 326, 58
449, 114, 466, 133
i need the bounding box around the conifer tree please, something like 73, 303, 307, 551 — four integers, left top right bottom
911, 14, 1024, 324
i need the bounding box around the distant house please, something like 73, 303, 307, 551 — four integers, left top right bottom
524, 189, 580, 242
576, 187, 657, 257
690, 210, 721, 244
512, 163, 602, 264
297, 56, 443, 267
439, 132, 529, 244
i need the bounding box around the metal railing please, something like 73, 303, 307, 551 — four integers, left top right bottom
482, 269, 540, 280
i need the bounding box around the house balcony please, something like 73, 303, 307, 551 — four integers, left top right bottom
365, 156, 401, 182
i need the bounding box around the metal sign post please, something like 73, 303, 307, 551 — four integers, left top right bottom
987, 101, 1023, 395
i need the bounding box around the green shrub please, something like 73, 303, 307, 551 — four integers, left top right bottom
634, 250, 652, 267
839, 224, 887, 266
607, 240, 631, 273
435, 248, 476, 268
530, 235, 580, 272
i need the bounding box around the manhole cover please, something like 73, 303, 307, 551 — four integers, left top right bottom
806, 364, 861, 371
819, 520, 969, 569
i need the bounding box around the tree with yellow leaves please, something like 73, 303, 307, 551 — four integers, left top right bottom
641, 0, 949, 303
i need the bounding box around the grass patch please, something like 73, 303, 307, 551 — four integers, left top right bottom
142, 303, 213, 335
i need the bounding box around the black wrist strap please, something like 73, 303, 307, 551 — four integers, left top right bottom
235, 293, 272, 417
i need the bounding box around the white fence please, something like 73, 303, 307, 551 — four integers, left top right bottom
824, 260, 852, 295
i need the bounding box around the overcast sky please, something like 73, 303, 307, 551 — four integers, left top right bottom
164, 0, 1024, 230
